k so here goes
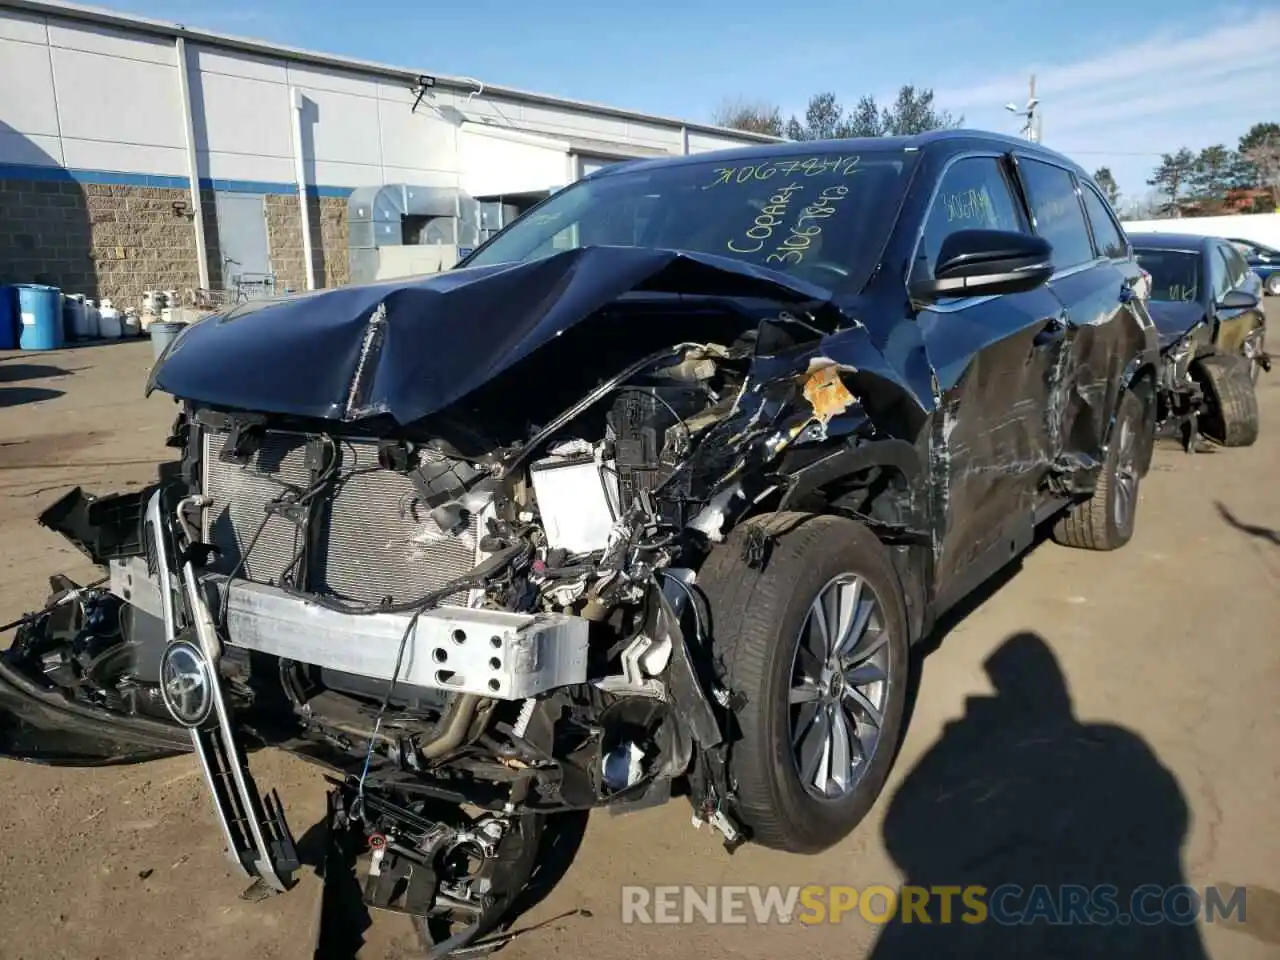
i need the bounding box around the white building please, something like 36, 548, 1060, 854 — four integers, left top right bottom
0, 0, 778, 304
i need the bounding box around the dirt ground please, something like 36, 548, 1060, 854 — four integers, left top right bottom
0, 312, 1278, 960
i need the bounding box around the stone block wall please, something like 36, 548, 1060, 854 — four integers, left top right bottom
317, 196, 350, 289
0, 178, 201, 309
265, 193, 349, 294
1, 174, 351, 307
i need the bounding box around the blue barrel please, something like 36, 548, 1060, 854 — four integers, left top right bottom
0, 286, 17, 350
16, 284, 64, 351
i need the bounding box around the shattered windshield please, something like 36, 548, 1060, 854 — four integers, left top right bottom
1134, 249, 1202, 303
464, 148, 915, 293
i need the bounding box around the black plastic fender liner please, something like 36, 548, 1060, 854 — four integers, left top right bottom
0, 657, 190, 765
777, 438, 923, 511
651, 585, 722, 750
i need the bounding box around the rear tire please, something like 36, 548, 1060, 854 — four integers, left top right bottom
1134, 379, 1157, 477
1265, 274, 1280, 297
1052, 390, 1143, 551
1195, 354, 1259, 447
698, 513, 909, 854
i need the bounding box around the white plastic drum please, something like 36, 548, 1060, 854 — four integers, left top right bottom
97, 298, 123, 339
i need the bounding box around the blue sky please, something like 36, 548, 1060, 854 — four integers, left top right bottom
100, 0, 1278, 204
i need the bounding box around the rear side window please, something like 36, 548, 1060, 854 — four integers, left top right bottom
1018, 159, 1095, 269
1222, 243, 1249, 287
914, 156, 1027, 280
1210, 246, 1233, 301
1080, 186, 1128, 259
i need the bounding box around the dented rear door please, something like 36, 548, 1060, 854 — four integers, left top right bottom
1015, 158, 1151, 474
907, 153, 1070, 597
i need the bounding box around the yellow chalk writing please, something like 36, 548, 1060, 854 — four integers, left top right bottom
765, 183, 852, 265
727, 183, 804, 254
705, 155, 861, 190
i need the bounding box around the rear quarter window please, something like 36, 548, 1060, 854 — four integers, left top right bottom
1080, 186, 1128, 259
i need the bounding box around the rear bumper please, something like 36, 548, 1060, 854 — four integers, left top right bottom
0, 656, 190, 766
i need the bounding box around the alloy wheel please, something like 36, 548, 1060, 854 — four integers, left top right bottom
788, 574, 891, 801
1113, 415, 1139, 532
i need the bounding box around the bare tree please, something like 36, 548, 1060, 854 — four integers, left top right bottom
711, 97, 784, 137
1117, 189, 1167, 221
1239, 122, 1280, 209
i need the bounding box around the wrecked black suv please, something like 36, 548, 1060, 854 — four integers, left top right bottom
1, 131, 1157, 953
1131, 232, 1268, 452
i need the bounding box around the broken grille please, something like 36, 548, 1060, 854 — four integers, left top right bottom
200, 430, 481, 606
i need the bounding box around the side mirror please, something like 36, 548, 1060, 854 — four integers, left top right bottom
910, 229, 1055, 304
1217, 289, 1259, 311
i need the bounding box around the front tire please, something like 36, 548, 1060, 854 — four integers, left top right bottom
698, 513, 909, 853
1052, 389, 1144, 551
1265, 274, 1280, 297
1195, 354, 1259, 447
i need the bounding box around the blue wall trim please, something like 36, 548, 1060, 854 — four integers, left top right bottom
0, 163, 188, 189
0, 163, 354, 199
201, 178, 355, 199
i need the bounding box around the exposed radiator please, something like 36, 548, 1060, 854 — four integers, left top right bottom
201, 430, 482, 607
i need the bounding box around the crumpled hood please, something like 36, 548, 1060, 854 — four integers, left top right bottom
147, 246, 842, 426
1146, 300, 1206, 352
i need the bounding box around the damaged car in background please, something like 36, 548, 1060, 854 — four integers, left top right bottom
0, 131, 1158, 956
1131, 232, 1269, 452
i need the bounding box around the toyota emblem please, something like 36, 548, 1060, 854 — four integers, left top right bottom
159, 640, 214, 728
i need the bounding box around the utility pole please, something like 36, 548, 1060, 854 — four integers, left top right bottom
1005, 75, 1041, 143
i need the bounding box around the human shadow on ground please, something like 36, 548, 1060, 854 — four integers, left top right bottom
296, 808, 373, 960
870, 631, 1210, 959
